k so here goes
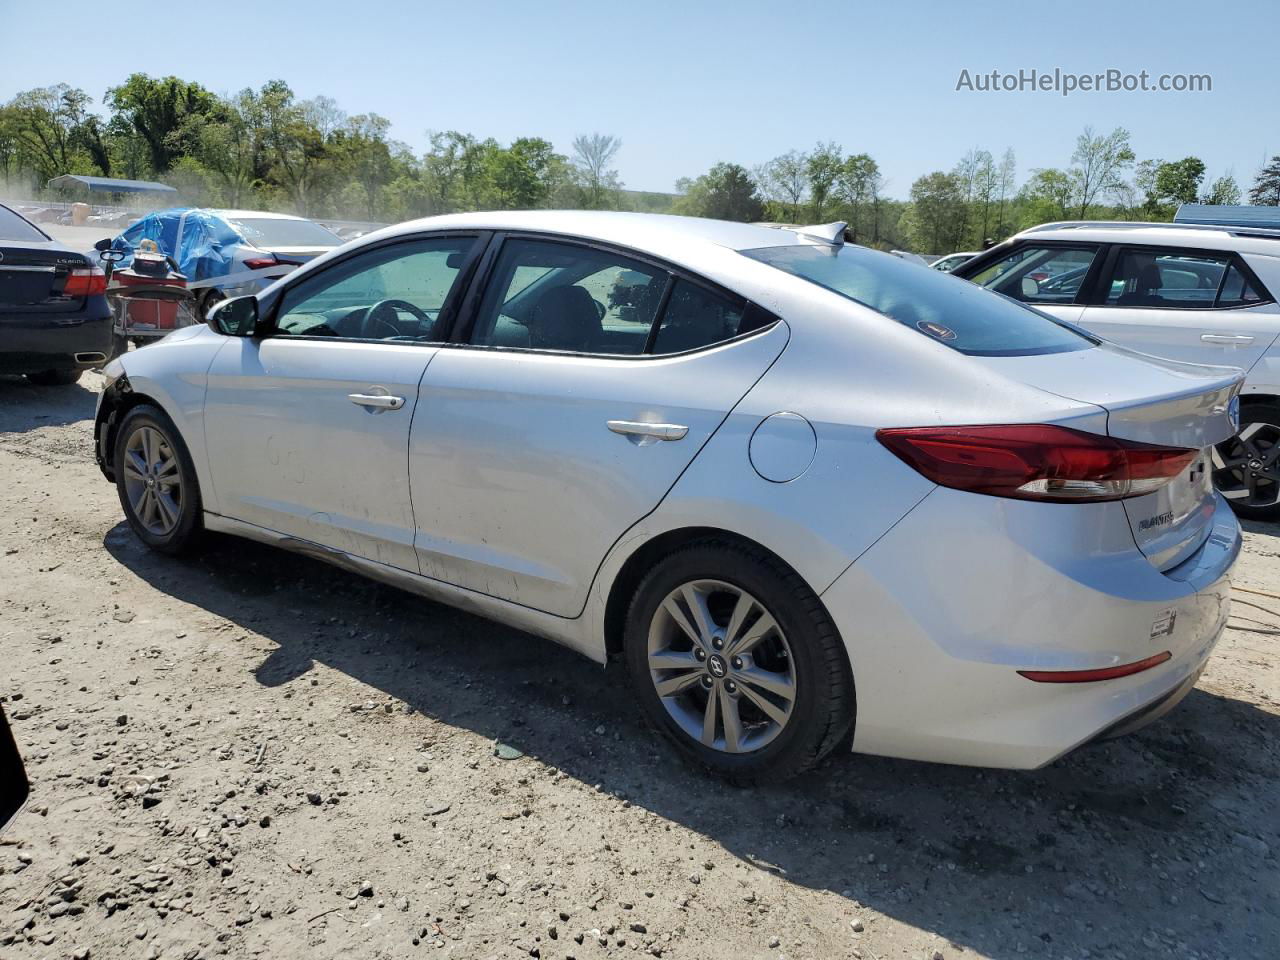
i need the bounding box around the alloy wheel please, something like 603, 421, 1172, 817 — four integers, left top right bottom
1212, 421, 1280, 508
646, 579, 796, 754
121, 425, 183, 536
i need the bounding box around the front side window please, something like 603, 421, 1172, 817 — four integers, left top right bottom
273, 237, 477, 341
470, 239, 667, 354
1102, 248, 1266, 309
744, 243, 1093, 357
967, 244, 1099, 305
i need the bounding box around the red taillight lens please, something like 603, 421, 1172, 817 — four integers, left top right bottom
242, 256, 278, 269
1018, 651, 1172, 682
876, 424, 1197, 503
63, 266, 107, 297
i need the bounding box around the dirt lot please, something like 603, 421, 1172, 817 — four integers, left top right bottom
0, 372, 1277, 960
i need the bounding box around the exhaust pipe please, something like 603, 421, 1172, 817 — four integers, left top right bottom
75, 352, 107, 365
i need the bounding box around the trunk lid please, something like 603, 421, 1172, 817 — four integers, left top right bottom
0, 245, 90, 313
976, 343, 1243, 571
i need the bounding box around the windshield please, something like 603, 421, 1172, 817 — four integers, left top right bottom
226, 217, 341, 249
0, 204, 49, 242
743, 244, 1093, 357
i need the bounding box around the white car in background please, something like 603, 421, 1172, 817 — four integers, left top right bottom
956, 221, 1280, 519
94, 212, 1241, 782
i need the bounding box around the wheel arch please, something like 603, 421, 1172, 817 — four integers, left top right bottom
94, 374, 161, 483
600, 525, 845, 665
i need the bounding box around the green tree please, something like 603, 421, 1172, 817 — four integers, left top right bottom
837, 153, 880, 242
1249, 157, 1280, 206
1070, 126, 1134, 217
905, 171, 963, 252
1203, 173, 1242, 205
756, 150, 807, 221
571, 133, 623, 209
106, 73, 223, 173
486, 137, 558, 208
674, 162, 764, 221
2, 85, 100, 182
805, 142, 843, 220
1020, 168, 1076, 224
1153, 157, 1206, 206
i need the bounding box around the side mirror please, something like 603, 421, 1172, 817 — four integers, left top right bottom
94, 237, 113, 252
1020, 276, 1040, 299
208, 296, 260, 337
0, 704, 30, 833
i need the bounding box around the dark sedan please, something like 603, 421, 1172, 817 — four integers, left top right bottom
0, 202, 113, 385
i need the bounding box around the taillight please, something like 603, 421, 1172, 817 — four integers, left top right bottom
243, 256, 278, 269
63, 265, 107, 297
876, 424, 1197, 503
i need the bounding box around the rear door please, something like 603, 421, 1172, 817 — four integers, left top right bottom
203, 233, 482, 571
1076, 245, 1280, 368
962, 242, 1103, 326
409, 235, 787, 617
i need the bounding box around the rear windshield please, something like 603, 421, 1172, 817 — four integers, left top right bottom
226, 217, 340, 249
743, 244, 1094, 357
0, 204, 49, 242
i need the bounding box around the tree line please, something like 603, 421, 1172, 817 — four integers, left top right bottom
1, 74, 1276, 253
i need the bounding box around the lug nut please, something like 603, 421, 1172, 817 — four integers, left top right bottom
694, 648, 706, 661
701, 676, 714, 689
731, 657, 743, 669
725, 681, 737, 693
712, 637, 724, 650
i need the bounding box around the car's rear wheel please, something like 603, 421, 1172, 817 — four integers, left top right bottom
26, 368, 82, 386
624, 539, 854, 784
1212, 401, 1280, 521
113, 405, 203, 554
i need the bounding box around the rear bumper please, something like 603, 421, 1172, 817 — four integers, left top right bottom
0, 302, 113, 373
823, 486, 1240, 769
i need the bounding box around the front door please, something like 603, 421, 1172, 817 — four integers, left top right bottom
409, 236, 788, 617
203, 234, 481, 570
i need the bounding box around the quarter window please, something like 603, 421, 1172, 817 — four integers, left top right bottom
968, 245, 1099, 305
274, 237, 477, 340
1102, 248, 1266, 309
650, 280, 748, 354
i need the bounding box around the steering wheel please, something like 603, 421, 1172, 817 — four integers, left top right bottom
360, 299, 432, 339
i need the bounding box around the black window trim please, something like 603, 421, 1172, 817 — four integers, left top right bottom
955, 239, 1107, 307
441, 230, 781, 361
1085, 242, 1275, 312
256, 229, 492, 344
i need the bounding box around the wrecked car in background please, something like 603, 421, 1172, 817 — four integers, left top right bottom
109, 209, 343, 319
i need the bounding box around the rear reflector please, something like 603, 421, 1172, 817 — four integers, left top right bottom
876, 424, 1197, 503
63, 266, 107, 297
1017, 651, 1172, 683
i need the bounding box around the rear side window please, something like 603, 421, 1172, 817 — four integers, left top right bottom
744, 244, 1092, 357
650, 280, 746, 354
0, 205, 48, 242
1102, 248, 1267, 309
967, 245, 1099, 305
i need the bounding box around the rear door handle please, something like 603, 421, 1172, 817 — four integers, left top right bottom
1201, 334, 1255, 345
607, 420, 688, 443
349, 393, 405, 410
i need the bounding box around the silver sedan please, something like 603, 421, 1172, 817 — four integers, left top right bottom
94, 211, 1242, 782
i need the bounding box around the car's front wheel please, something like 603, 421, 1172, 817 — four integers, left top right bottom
1213, 401, 1280, 521
624, 539, 854, 784
113, 405, 203, 554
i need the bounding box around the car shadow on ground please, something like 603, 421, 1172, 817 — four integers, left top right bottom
104, 524, 1278, 958
0, 375, 99, 433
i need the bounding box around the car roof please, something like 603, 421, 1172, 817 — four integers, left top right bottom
373, 210, 812, 256
1016, 220, 1280, 256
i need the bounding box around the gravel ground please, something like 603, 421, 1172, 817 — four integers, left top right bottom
0, 372, 1277, 960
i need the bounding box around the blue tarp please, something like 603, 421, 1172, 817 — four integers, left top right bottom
113, 209, 243, 282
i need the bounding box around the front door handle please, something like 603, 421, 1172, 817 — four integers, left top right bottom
607, 420, 688, 444
1201, 334, 1255, 345
349, 393, 405, 410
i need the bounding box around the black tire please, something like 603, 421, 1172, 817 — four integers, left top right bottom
1214, 401, 1280, 522
623, 539, 854, 785
26, 368, 82, 386
199, 289, 225, 321
112, 404, 204, 555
